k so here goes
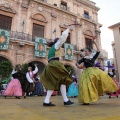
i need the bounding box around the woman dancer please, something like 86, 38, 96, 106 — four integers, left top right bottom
41, 26, 74, 106
67, 74, 78, 97
33, 75, 44, 96
76, 38, 118, 105
3, 67, 22, 99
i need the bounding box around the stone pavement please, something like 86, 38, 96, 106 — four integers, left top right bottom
0, 95, 120, 120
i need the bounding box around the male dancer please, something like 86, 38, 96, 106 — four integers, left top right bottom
41, 26, 74, 106
25, 64, 38, 98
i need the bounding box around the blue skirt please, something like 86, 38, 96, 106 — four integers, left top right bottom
67, 82, 78, 97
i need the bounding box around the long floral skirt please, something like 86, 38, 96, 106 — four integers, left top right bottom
41, 60, 73, 90
3, 79, 22, 97
78, 67, 118, 103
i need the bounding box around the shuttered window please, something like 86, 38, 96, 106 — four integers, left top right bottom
0, 14, 12, 30
32, 23, 44, 41
85, 38, 93, 49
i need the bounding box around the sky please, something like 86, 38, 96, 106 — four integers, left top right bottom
91, 0, 120, 58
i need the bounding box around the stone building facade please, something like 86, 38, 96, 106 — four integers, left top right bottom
0, 0, 102, 78
109, 23, 120, 82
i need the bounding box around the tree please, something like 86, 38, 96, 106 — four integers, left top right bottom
17, 64, 28, 91
0, 61, 13, 80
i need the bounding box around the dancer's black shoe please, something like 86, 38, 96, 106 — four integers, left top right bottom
82, 103, 89, 105
16, 96, 21, 99
64, 100, 74, 105
43, 102, 56, 106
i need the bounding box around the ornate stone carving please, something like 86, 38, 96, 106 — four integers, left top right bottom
0, 3, 16, 13
84, 30, 93, 36
51, 13, 57, 18
31, 13, 47, 23
21, 3, 29, 9
38, 6, 43, 12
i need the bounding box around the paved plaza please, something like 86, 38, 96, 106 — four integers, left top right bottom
0, 95, 120, 120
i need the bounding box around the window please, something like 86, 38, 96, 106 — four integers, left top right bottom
84, 11, 89, 19
60, 1, 67, 10
0, 14, 12, 30
32, 23, 44, 41
41, 0, 47, 3
85, 38, 93, 49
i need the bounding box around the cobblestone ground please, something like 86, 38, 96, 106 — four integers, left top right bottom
0, 95, 120, 120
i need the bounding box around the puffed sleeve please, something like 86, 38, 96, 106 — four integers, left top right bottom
33, 66, 38, 74
55, 28, 70, 50
77, 58, 84, 64
26, 73, 33, 83
92, 51, 100, 60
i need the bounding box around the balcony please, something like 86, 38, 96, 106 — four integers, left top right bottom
10, 31, 34, 42
60, 4, 70, 11
40, 0, 47, 3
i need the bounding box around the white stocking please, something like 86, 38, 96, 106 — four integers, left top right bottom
60, 85, 69, 102
44, 90, 53, 103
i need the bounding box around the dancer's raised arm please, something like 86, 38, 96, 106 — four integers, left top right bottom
55, 26, 73, 50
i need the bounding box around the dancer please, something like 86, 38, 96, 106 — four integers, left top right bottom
108, 66, 115, 78
24, 64, 38, 98
76, 38, 118, 105
33, 75, 44, 96
67, 74, 78, 97
95, 62, 104, 71
3, 67, 22, 99
41, 26, 74, 106
107, 66, 119, 98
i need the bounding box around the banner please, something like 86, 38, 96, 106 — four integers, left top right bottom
64, 43, 73, 60
35, 37, 47, 57
0, 29, 10, 50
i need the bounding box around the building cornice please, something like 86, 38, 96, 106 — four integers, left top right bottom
32, 0, 101, 26
76, 0, 100, 11
109, 22, 120, 29
32, 0, 76, 17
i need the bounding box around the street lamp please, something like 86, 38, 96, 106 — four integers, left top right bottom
53, 28, 56, 38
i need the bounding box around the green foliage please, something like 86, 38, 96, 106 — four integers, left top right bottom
17, 64, 28, 84
0, 61, 13, 79
13, 63, 29, 91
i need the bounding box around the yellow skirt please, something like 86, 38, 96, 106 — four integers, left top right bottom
78, 67, 118, 103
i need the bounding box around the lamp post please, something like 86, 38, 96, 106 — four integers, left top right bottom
53, 28, 56, 38
22, 20, 25, 33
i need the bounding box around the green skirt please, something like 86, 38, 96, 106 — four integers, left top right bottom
41, 60, 73, 90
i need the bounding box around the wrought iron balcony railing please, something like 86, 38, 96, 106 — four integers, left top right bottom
10, 31, 34, 42
60, 4, 70, 11
40, 0, 47, 3
9, 31, 78, 51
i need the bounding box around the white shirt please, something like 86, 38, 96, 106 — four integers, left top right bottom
26, 66, 38, 83
55, 28, 69, 50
